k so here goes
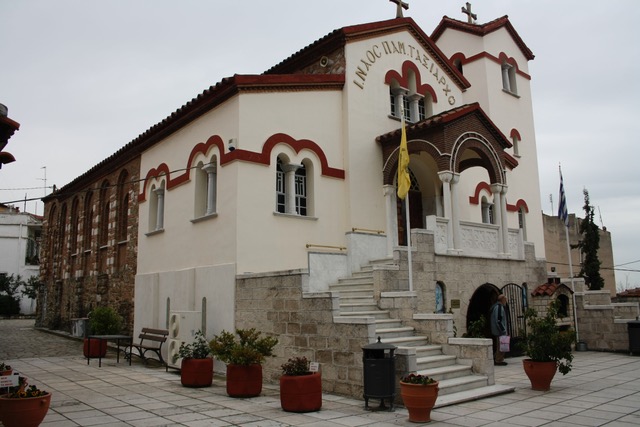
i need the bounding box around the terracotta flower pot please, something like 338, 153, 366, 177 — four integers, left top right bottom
83, 338, 108, 358
180, 358, 213, 388
226, 364, 262, 397
523, 359, 557, 391
0, 393, 51, 427
280, 372, 322, 412
400, 381, 439, 423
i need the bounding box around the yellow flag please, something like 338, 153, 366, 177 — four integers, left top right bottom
397, 118, 410, 200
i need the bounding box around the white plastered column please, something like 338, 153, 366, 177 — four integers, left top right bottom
491, 183, 509, 255
383, 184, 399, 256
438, 171, 455, 251
154, 187, 165, 231
282, 163, 302, 215
202, 163, 217, 215
450, 173, 461, 251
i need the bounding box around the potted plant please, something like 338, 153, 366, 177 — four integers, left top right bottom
209, 328, 278, 397
84, 306, 124, 358
0, 362, 12, 376
399, 373, 439, 423
174, 330, 213, 387
521, 300, 576, 391
0, 382, 51, 427
279, 356, 322, 412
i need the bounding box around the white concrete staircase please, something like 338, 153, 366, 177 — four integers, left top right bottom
331, 261, 514, 407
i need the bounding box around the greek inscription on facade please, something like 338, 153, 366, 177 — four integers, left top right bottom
352, 39, 456, 106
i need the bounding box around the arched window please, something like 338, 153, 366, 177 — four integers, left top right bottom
83, 191, 94, 276
501, 62, 518, 95
148, 181, 165, 232
194, 157, 217, 219
518, 207, 527, 241
98, 181, 110, 273
481, 196, 494, 224
435, 281, 446, 313
275, 156, 309, 217
56, 204, 67, 278
70, 197, 80, 274
557, 294, 569, 318
47, 205, 57, 275
116, 170, 130, 270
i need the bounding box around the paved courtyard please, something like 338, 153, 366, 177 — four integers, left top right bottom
1, 318, 639, 426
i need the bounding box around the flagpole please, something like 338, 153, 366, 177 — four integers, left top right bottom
559, 165, 580, 342
405, 194, 413, 292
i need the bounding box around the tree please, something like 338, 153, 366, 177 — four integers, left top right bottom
0, 274, 25, 316
572, 189, 604, 290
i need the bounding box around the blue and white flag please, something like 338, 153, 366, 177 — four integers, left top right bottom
558, 167, 569, 227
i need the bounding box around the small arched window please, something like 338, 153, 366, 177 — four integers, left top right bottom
435, 281, 446, 313
557, 294, 570, 318
275, 156, 310, 217
481, 196, 494, 224
501, 62, 518, 95
148, 181, 165, 232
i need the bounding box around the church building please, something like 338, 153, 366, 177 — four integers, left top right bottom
41, 3, 550, 401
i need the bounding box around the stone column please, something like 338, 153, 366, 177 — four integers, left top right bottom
202, 163, 217, 215
282, 163, 302, 215
154, 187, 165, 230
500, 184, 509, 255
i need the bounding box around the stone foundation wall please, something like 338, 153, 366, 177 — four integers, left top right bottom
236, 272, 374, 398
576, 291, 640, 351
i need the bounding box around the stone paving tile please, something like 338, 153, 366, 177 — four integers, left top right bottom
4, 318, 640, 427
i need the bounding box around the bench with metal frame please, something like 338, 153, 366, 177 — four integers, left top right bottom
127, 328, 169, 369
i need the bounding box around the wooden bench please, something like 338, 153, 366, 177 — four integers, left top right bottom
127, 328, 169, 369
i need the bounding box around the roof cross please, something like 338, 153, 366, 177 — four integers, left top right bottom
390, 0, 409, 18
461, 2, 477, 24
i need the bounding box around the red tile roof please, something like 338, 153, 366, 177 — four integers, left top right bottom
531, 283, 573, 297
617, 288, 640, 298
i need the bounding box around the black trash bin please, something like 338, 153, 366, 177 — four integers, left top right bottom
362, 337, 396, 411
629, 320, 640, 355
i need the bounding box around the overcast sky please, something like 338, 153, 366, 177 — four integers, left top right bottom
1, 1, 638, 289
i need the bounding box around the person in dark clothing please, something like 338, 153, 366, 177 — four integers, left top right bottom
490, 294, 508, 366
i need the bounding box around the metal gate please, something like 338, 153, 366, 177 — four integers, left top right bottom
501, 283, 528, 342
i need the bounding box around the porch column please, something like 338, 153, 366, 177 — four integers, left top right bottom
282, 163, 302, 215
450, 173, 461, 251
383, 185, 398, 256
438, 171, 454, 251
500, 184, 509, 255
490, 183, 505, 254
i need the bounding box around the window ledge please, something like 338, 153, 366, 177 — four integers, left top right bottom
191, 213, 218, 224
273, 212, 318, 221
501, 88, 520, 98
145, 228, 165, 237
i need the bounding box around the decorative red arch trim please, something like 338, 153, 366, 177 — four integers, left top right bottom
462, 52, 531, 80
469, 181, 492, 205
469, 182, 529, 213
139, 133, 345, 202
510, 128, 521, 141
384, 60, 438, 102
508, 199, 529, 213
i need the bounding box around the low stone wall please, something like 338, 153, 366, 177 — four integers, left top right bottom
576, 292, 639, 352
235, 271, 374, 398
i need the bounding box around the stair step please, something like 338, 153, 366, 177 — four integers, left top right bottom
434, 384, 515, 408
340, 303, 379, 312
434, 375, 489, 396
375, 319, 403, 328
375, 327, 417, 339
411, 344, 443, 356
417, 364, 472, 380
379, 336, 429, 346
339, 310, 391, 319
415, 354, 458, 369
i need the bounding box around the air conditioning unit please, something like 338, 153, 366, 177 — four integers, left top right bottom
167, 311, 202, 369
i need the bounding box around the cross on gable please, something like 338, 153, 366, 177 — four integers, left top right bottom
390, 0, 409, 18
461, 2, 477, 24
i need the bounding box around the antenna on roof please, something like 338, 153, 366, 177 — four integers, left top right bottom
597, 206, 604, 228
